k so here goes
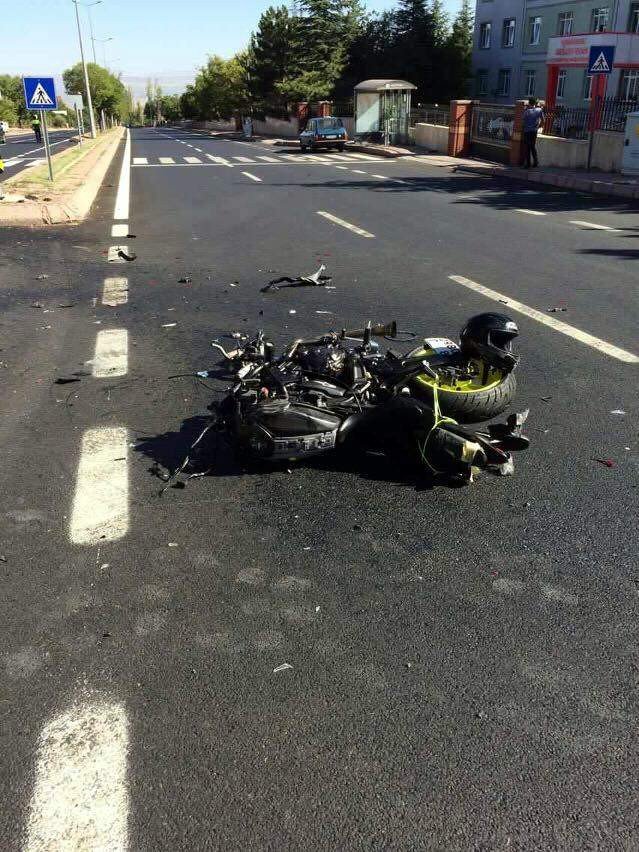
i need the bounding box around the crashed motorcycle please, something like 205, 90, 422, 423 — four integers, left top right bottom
208, 315, 529, 484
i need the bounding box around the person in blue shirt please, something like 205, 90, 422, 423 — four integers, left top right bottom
522, 98, 544, 168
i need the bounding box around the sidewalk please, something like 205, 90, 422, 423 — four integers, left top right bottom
411, 152, 639, 200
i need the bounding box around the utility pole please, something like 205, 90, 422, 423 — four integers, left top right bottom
72, 0, 97, 138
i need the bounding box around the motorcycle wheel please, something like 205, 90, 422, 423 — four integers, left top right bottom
410, 370, 517, 423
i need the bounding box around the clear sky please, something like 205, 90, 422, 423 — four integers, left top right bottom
7, 0, 463, 100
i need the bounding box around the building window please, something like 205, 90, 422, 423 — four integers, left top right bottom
477, 71, 489, 96
557, 11, 574, 35
529, 16, 542, 45
629, 2, 639, 31
583, 72, 593, 100
497, 69, 511, 96
556, 69, 567, 99
479, 22, 492, 48
591, 7, 609, 31
620, 69, 639, 99
502, 18, 516, 47
525, 70, 537, 97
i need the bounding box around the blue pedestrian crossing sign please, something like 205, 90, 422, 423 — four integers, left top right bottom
23, 77, 57, 111
588, 45, 615, 74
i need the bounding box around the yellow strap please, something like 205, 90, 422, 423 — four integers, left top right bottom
418, 384, 457, 474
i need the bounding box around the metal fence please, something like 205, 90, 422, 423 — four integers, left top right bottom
471, 104, 514, 147
410, 105, 450, 127
332, 100, 354, 117
599, 98, 639, 132
543, 104, 590, 140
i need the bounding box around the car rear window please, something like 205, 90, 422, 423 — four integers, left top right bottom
316, 118, 343, 130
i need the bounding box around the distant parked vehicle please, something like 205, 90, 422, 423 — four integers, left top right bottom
299, 117, 347, 152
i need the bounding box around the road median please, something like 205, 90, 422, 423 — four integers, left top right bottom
0, 127, 124, 226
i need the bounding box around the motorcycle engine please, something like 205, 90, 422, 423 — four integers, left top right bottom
298, 344, 346, 378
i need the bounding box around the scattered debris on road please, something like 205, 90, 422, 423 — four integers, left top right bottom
118, 249, 137, 262
178, 276, 192, 284
162, 323, 177, 328
593, 457, 615, 468
273, 663, 293, 673
610, 409, 626, 415
260, 263, 333, 292
35, 274, 49, 280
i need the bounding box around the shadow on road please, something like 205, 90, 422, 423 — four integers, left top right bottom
267, 173, 639, 217
579, 248, 639, 259
135, 413, 445, 493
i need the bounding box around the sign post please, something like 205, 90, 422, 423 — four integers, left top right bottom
23, 76, 58, 181
586, 45, 614, 170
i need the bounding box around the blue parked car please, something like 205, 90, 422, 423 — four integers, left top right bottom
299, 117, 347, 152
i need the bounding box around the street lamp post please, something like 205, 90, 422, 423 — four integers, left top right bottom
72, 0, 98, 138
83, 0, 103, 65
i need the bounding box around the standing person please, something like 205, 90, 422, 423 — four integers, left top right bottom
522, 97, 544, 168
0, 120, 7, 145
31, 115, 42, 143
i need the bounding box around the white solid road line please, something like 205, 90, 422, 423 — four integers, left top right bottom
111, 223, 129, 238
102, 277, 128, 307
93, 329, 128, 378
515, 208, 546, 216
317, 211, 375, 239
352, 169, 367, 174
159, 156, 175, 164
132, 156, 147, 165
113, 128, 130, 221
242, 171, 262, 182
448, 275, 639, 364
70, 427, 129, 545
25, 696, 129, 852
335, 165, 348, 170
184, 156, 202, 164
570, 220, 620, 232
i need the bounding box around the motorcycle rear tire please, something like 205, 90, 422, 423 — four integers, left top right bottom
411, 371, 517, 423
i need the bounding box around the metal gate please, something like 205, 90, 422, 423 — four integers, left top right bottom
470, 104, 514, 163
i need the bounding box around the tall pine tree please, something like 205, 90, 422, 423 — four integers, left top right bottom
248, 6, 299, 106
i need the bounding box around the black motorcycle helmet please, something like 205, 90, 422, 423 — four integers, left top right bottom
459, 313, 519, 371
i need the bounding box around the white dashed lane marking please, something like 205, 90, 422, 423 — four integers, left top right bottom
92, 329, 128, 378
113, 128, 130, 221
241, 171, 262, 182
448, 275, 639, 364
158, 157, 175, 164
132, 157, 147, 165
233, 156, 254, 163
317, 211, 375, 239
107, 245, 129, 263
183, 156, 201, 164
515, 208, 546, 216
25, 696, 129, 852
570, 220, 621, 232
70, 427, 129, 545
102, 277, 128, 307
111, 223, 129, 238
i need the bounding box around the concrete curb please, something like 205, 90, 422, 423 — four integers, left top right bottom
453, 162, 639, 199
0, 128, 124, 227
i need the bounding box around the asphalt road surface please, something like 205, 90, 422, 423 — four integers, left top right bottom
1, 129, 78, 182
1, 127, 638, 851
